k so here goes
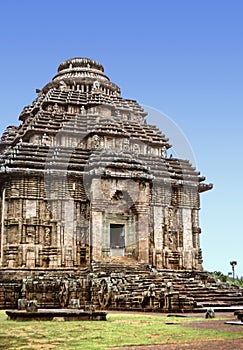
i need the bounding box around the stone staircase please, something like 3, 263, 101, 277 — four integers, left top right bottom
90, 262, 243, 311
173, 274, 243, 307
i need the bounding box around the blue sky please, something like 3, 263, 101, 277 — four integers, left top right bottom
0, 0, 242, 276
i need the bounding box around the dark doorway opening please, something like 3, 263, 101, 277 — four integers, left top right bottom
110, 224, 125, 256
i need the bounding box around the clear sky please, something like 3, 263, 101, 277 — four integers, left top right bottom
0, 0, 242, 276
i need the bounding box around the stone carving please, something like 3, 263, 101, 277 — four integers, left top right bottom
92, 80, 100, 90
92, 134, 100, 148
141, 283, 156, 308
205, 307, 215, 319
161, 146, 167, 158
59, 281, 70, 308
97, 279, 111, 309
59, 80, 67, 91
80, 106, 85, 115
18, 298, 28, 310
44, 227, 51, 246
123, 138, 130, 151
52, 103, 59, 114
70, 299, 80, 309
26, 300, 38, 312
133, 143, 140, 154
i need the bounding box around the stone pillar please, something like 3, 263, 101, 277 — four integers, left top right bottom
136, 181, 151, 265
182, 208, 193, 269
137, 208, 150, 264
101, 215, 110, 257
91, 210, 103, 261
153, 205, 164, 269
126, 216, 136, 256
64, 200, 75, 247
182, 208, 193, 249
90, 178, 105, 261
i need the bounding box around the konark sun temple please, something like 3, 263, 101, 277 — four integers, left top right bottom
1, 58, 243, 313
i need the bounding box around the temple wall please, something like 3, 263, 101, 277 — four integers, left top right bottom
0, 174, 203, 270
0, 176, 91, 269
148, 184, 203, 270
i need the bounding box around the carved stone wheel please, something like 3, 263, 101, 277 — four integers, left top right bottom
98, 279, 111, 308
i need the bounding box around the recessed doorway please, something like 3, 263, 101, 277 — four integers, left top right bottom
110, 224, 125, 256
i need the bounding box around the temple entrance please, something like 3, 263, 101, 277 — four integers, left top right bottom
110, 224, 125, 256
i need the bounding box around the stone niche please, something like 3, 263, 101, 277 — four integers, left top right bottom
90, 176, 151, 264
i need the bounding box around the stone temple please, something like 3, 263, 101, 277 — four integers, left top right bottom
4, 58, 240, 312
0, 57, 212, 271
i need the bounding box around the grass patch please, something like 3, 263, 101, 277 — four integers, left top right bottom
0, 311, 242, 349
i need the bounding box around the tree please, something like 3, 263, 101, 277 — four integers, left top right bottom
230, 261, 237, 281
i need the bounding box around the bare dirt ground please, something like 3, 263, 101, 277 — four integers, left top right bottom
111, 312, 243, 350
112, 339, 243, 349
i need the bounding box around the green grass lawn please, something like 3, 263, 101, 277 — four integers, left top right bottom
0, 311, 242, 350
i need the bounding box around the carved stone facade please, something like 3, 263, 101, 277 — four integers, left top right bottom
0, 57, 212, 274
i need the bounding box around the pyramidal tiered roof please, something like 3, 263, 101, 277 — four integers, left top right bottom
0, 57, 212, 192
